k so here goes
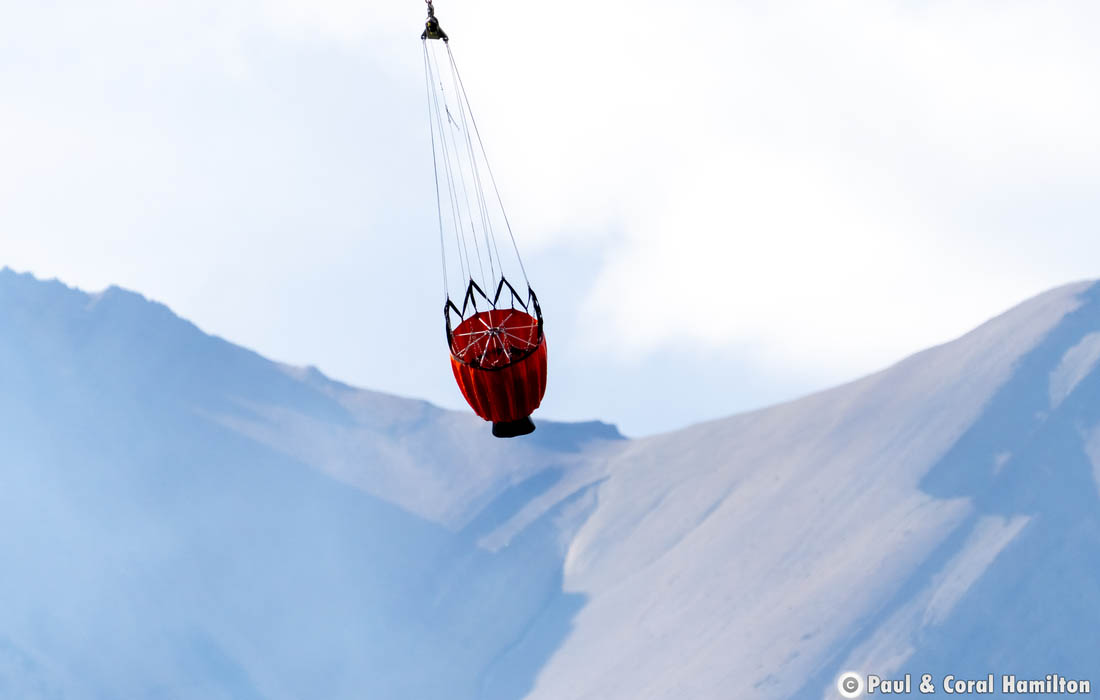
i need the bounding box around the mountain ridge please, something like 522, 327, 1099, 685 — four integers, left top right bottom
2, 265, 1099, 699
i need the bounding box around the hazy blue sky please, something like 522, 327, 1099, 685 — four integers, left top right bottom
3, 0, 1099, 435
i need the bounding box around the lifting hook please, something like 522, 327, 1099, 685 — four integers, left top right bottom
422, 0, 449, 42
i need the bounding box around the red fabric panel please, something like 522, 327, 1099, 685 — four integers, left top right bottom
449, 310, 547, 423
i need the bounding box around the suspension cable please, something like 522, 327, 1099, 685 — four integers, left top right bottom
446, 43, 530, 288
430, 41, 489, 289
422, 42, 448, 297
446, 48, 500, 284
427, 44, 473, 285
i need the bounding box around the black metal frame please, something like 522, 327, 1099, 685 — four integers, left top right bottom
445, 276, 544, 370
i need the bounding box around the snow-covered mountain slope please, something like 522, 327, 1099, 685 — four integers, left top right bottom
2, 266, 1100, 699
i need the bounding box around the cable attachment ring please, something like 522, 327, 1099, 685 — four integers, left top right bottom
422, 0, 449, 42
